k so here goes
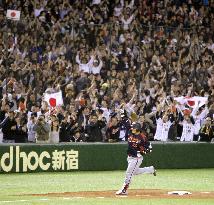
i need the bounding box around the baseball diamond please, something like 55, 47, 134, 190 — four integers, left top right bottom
0, 169, 214, 205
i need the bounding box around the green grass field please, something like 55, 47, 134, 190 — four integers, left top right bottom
0, 169, 214, 205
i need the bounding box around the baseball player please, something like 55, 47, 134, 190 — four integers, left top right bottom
116, 123, 156, 195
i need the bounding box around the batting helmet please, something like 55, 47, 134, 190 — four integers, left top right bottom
131, 123, 142, 131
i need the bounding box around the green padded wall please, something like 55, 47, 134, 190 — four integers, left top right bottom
0, 142, 214, 173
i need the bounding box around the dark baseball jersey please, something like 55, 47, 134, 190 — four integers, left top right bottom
127, 133, 150, 157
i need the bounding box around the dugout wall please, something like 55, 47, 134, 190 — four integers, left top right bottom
0, 142, 214, 173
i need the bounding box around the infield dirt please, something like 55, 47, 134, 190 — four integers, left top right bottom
25, 189, 214, 199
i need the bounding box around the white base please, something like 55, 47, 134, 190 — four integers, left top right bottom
168, 191, 192, 195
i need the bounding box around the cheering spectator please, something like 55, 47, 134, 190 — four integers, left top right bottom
199, 117, 214, 142
27, 113, 37, 142
191, 105, 209, 141
77, 105, 90, 130
118, 111, 131, 141
106, 115, 120, 142
0, 0, 213, 143
154, 107, 174, 142
49, 115, 60, 143
179, 112, 195, 142
14, 114, 27, 143
1, 111, 16, 143
85, 113, 106, 142
33, 115, 50, 143
70, 129, 85, 142
59, 115, 72, 142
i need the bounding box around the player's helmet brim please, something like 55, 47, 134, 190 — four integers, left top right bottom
131, 123, 142, 131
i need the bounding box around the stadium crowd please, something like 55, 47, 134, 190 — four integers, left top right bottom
0, 0, 213, 143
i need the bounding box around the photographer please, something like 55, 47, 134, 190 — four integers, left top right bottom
33, 115, 50, 143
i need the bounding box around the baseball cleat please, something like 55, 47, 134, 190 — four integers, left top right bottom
115, 189, 127, 195
153, 168, 157, 176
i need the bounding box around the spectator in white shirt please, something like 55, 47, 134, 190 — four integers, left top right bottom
76, 52, 94, 73
91, 57, 103, 75
114, 0, 124, 17
34, 2, 45, 17
191, 105, 209, 141
92, 0, 101, 5
120, 10, 137, 30
154, 112, 173, 141
180, 113, 195, 142
121, 13, 135, 30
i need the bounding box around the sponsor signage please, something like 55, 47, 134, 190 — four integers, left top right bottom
0, 146, 78, 173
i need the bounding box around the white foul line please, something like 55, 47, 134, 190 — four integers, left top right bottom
0, 196, 89, 204
63, 197, 72, 200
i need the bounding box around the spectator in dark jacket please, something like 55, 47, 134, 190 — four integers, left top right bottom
0, 104, 10, 123
1, 111, 17, 143
85, 114, 106, 142
199, 117, 214, 142
106, 116, 120, 142
59, 116, 72, 142
207, 103, 214, 121
77, 106, 90, 129
119, 113, 131, 141
70, 129, 86, 142
14, 115, 27, 143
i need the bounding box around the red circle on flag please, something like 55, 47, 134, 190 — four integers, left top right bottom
11, 12, 16, 17
49, 98, 56, 107
187, 100, 195, 106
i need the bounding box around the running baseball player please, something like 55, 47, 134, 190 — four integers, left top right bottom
116, 122, 156, 195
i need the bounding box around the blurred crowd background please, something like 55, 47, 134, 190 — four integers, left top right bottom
0, 0, 213, 143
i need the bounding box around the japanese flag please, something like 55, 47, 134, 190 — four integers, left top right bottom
44, 91, 63, 107
174, 96, 208, 109
6, 10, 21, 21
191, 96, 208, 108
